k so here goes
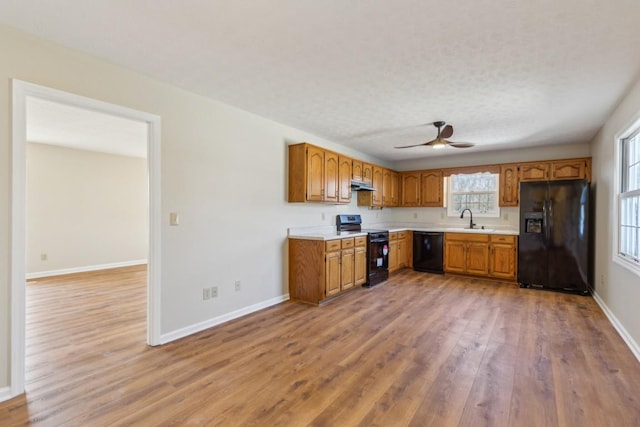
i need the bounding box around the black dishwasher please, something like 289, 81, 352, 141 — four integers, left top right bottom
413, 231, 444, 274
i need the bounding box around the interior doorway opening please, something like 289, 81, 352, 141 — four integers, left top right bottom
10, 80, 162, 398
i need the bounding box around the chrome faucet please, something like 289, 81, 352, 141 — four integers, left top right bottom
460, 208, 475, 229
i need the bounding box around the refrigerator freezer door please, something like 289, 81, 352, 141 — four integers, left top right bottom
547, 180, 589, 291
518, 182, 549, 286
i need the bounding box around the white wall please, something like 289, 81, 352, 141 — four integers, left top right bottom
590, 76, 640, 354
26, 143, 147, 276
0, 24, 390, 389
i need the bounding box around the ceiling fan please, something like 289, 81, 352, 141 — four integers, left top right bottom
394, 121, 474, 149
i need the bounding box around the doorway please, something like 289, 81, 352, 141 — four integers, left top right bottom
10, 80, 162, 398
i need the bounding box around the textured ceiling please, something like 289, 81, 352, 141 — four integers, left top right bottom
3, 0, 640, 161
26, 97, 148, 158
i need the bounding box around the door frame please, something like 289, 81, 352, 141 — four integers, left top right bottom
10, 80, 162, 398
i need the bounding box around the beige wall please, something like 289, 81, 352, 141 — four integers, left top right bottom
26, 143, 147, 275
590, 76, 640, 352
0, 24, 388, 389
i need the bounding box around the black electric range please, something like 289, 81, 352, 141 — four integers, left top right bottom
336, 215, 389, 287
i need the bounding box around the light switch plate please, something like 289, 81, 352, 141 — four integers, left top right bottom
170, 212, 179, 226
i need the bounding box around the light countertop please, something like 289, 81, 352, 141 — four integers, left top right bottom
288, 224, 518, 241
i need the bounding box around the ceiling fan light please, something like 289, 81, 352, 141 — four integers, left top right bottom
432, 140, 446, 149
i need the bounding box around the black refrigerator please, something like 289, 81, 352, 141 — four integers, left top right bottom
518, 179, 590, 294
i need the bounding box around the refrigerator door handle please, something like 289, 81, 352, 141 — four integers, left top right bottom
542, 199, 548, 244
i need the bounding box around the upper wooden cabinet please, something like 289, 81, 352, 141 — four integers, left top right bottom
288, 143, 347, 204
352, 160, 363, 182
357, 165, 384, 207
383, 169, 399, 207
362, 163, 373, 185
520, 162, 549, 182
338, 156, 352, 204
499, 164, 519, 207
520, 158, 591, 183
400, 172, 421, 206
324, 151, 339, 203
289, 142, 590, 207
420, 170, 443, 207
550, 159, 589, 181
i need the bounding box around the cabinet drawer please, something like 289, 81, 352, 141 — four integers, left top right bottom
389, 232, 398, 240
490, 234, 517, 244
446, 232, 489, 242
326, 240, 341, 251
341, 238, 355, 249
355, 236, 367, 247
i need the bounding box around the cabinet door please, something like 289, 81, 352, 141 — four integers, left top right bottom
390, 171, 399, 206
400, 172, 421, 206
306, 146, 324, 201
499, 164, 519, 207
444, 240, 466, 273
324, 151, 339, 202
388, 239, 398, 272
362, 163, 373, 185
338, 156, 353, 204
355, 245, 367, 286
490, 243, 516, 279
550, 159, 585, 181
352, 160, 363, 182
382, 169, 399, 207
341, 248, 355, 290
397, 237, 407, 269
325, 250, 341, 297
372, 166, 384, 206
466, 243, 490, 275
520, 163, 549, 181
420, 170, 443, 207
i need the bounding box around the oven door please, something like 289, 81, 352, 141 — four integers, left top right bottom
367, 237, 389, 286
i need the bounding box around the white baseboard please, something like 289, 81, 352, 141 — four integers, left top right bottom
26, 259, 147, 279
160, 294, 290, 344
0, 386, 12, 403
592, 290, 640, 363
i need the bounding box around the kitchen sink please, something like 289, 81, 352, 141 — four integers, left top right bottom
446, 227, 494, 233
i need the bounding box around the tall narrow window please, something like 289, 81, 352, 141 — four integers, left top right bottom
620, 128, 640, 265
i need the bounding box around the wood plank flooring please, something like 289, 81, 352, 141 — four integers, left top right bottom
1, 266, 640, 426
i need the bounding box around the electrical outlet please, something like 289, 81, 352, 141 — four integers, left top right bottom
600, 274, 605, 286
203, 288, 211, 300
235, 280, 241, 291
211, 286, 218, 298
503, 213, 509, 221
413, 212, 418, 219
321, 212, 326, 220
440, 212, 445, 220
40, 253, 47, 261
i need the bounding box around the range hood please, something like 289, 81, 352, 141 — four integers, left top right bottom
350, 180, 375, 191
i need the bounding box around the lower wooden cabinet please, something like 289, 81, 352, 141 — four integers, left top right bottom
389, 230, 412, 273
444, 233, 489, 275
488, 235, 517, 280
444, 233, 517, 280
289, 236, 365, 305
354, 236, 367, 286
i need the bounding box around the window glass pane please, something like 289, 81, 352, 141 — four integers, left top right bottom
447, 173, 499, 217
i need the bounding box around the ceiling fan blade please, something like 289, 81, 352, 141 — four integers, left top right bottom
448, 142, 475, 148
440, 125, 454, 139
394, 141, 431, 149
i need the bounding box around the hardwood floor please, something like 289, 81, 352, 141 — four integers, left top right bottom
1, 266, 640, 426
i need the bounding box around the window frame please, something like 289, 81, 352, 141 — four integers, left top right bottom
614, 114, 640, 276
445, 172, 500, 218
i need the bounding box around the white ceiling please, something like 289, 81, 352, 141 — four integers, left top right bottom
4, 1, 640, 161
26, 97, 148, 158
